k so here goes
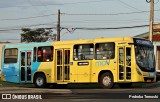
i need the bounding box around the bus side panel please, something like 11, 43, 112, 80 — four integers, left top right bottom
36, 62, 54, 83
2, 64, 20, 83
32, 62, 54, 83
1, 45, 20, 83
32, 62, 41, 81
91, 59, 117, 83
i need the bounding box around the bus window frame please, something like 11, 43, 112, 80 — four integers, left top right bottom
73, 44, 94, 61
95, 42, 115, 60
4, 48, 18, 64
37, 46, 54, 62
33, 47, 37, 62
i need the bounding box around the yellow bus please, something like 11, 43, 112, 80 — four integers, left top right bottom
1, 37, 156, 88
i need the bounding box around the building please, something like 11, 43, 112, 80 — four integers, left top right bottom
135, 23, 160, 71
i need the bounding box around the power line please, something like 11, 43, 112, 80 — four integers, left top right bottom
0, 23, 57, 32
0, 22, 56, 29
62, 9, 160, 16
155, 0, 160, 4
0, 11, 148, 21
62, 11, 148, 15
62, 24, 149, 30
38, 0, 53, 13
0, 0, 112, 9
53, 0, 112, 5
27, 0, 40, 13
61, 18, 160, 24
149, 0, 160, 4
0, 13, 57, 21
63, 18, 150, 22
0, 24, 149, 32
0, 9, 160, 21
118, 0, 142, 11
118, 0, 159, 21
27, 0, 54, 24
0, 27, 54, 32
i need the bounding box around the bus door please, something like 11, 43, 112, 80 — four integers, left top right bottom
55, 49, 70, 82
118, 46, 132, 82
20, 51, 32, 82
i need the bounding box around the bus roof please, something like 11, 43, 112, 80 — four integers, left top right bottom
3, 37, 142, 48
3, 41, 53, 48
53, 36, 135, 45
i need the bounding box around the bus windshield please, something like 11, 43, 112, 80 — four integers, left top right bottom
135, 45, 155, 72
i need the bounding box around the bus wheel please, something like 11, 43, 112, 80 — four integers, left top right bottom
119, 83, 132, 88
34, 74, 46, 88
99, 72, 114, 89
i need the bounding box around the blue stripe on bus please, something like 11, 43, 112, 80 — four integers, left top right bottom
2, 62, 41, 83
2, 64, 19, 83
32, 62, 41, 76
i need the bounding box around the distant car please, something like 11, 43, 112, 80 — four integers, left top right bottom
156, 70, 160, 82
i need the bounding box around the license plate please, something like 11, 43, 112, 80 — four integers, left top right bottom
149, 72, 155, 77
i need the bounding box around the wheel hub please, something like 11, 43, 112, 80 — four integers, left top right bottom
36, 77, 44, 86
103, 76, 111, 86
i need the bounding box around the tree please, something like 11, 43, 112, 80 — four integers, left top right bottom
21, 28, 56, 42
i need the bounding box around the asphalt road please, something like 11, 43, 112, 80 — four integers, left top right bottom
0, 82, 160, 102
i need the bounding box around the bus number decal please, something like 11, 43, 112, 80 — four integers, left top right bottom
95, 60, 110, 67
78, 62, 89, 66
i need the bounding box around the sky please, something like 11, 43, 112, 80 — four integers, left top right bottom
0, 0, 160, 42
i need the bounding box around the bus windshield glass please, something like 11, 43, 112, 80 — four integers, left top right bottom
134, 38, 155, 72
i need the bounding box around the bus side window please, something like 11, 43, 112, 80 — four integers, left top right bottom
126, 48, 131, 66
37, 46, 53, 62
37, 48, 42, 62
33, 47, 36, 62
73, 44, 94, 60
119, 48, 124, 64
4, 48, 18, 63
95, 42, 115, 60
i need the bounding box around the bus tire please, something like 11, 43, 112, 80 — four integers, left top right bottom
99, 72, 114, 89
34, 74, 46, 88
119, 83, 132, 88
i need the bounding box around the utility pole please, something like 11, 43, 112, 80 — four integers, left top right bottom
147, 0, 154, 42
57, 9, 61, 41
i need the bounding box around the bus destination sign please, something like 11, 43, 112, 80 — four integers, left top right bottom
134, 38, 152, 47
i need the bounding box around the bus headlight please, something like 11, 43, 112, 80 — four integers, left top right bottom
136, 68, 142, 76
